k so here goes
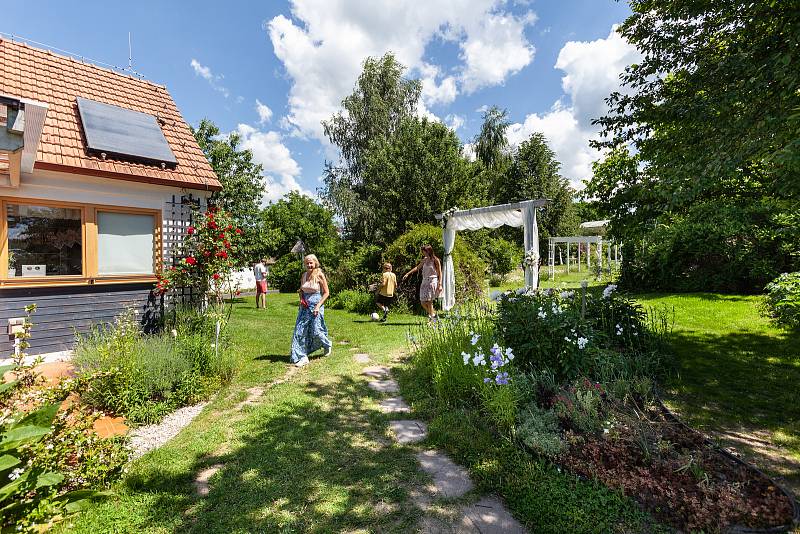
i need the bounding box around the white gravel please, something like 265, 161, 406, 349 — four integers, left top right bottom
128, 402, 208, 459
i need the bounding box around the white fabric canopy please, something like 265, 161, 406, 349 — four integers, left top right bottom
438, 200, 546, 310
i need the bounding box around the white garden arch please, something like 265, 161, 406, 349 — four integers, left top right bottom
435, 199, 549, 311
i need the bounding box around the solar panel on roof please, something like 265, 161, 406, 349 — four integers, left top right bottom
76, 97, 177, 167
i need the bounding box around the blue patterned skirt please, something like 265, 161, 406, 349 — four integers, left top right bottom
290, 292, 332, 363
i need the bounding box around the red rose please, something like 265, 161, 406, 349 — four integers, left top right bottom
226, 224, 233, 231
235, 290, 241, 296
216, 250, 228, 259
218, 233, 226, 240
208, 220, 218, 229
213, 273, 220, 280
187, 226, 195, 234
235, 228, 242, 235
223, 241, 231, 249
203, 250, 211, 257
186, 256, 197, 265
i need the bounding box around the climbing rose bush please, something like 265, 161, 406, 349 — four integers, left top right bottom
156, 207, 245, 316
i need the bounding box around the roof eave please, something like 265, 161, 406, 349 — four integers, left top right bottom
33, 161, 222, 192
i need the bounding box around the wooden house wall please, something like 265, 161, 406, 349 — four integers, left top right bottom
0, 283, 160, 356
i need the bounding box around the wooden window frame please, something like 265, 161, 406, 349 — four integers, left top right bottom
0, 196, 161, 288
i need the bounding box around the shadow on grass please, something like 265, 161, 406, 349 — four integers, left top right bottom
254, 353, 289, 362
117, 375, 421, 533
664, 327, 800, 492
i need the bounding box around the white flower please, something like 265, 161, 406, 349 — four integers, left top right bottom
603, 428, 610, 434
559, 290, 574, 299
505, 347, 515, 361
8, 468, 23, 480
46, 443, 54, 450
462, 352, 471, 365
602, 284, 618, 299
170, 329, 178, 338
470, 333, 481, 346
564, 336, 572, 343
472, 353, 486, 366
537, 308, 547, 319
577, 337, 589, 349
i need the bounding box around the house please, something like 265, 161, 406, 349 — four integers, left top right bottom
0, 37, 221, 356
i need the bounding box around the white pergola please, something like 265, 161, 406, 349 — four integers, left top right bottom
435, 199, 548, 311
547, 235, 621, 279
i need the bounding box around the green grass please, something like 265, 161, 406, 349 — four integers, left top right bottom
636, 293, 800, 492
58, 294, 427, 533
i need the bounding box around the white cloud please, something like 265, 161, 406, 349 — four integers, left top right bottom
233, 124, 315, 204
255, 99, 273, 124
266, 0, 536, 143
190, 59, 230, 98
506, 26, 639, 188
445, 113, 465, 131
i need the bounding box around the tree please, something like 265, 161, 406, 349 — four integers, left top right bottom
594, 0, 800, 201
496, 133, 578, 256
586, 1, 800, 291
474, 106, 511, 172
321, 53, 422, 240
360, 117, 479, 244
193, 119, 267, 264
193, 119, 264, 218
260, 192, 340, 265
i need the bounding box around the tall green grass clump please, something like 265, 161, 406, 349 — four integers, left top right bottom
74, 308, 235, 424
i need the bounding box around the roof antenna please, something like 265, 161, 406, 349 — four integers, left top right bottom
128, 32, 133, 71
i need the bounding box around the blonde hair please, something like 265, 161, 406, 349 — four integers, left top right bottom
383, 262, 392, 271
304, 254, 323, 282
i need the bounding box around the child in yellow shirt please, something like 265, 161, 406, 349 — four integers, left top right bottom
376, 263, 397, 322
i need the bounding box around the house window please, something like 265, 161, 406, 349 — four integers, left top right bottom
6, 203, 83, 277
97, 212, 155, 275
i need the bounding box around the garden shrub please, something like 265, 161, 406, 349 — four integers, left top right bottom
74, 309, 234, 425
267, 253, 306, 293
327, 243, 383, 293
763, 271, 800, 329
385, 223, 486, 309
328, 289, 375, 315
488, 274, 503, 287
483, 237, 520, 279
552, 377, 606, 434
516, 404, 564, 458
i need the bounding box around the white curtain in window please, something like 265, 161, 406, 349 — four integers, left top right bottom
98, 212, 155, 275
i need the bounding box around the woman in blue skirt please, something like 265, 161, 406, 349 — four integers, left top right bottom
290, 254, 332, 367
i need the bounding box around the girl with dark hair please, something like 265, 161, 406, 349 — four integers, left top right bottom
402, 244, 443, 323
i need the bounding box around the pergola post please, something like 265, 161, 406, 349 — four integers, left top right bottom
577, 241, 581, 272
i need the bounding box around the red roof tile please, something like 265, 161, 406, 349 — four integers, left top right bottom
0, 38, 220, 191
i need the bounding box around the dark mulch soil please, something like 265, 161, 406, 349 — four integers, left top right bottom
557, 410, 795, 533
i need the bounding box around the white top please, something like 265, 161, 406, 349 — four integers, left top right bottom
254, 262, 267, 281
300, 272, 320, 294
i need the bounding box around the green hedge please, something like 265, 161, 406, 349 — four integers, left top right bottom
384, 223, 486, 309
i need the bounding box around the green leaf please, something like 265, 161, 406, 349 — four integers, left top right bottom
57, 489, 112, 514
0, 380, 19, 395
16, 403, 59, 428
34, 471, 64, 489
0, 454, 20, 473
0, 364, 16, 375
0, 424, 51, 452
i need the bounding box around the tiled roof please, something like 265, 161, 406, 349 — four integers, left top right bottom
0, 38, 221, 191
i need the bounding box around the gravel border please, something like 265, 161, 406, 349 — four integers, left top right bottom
128, 402, 208, 459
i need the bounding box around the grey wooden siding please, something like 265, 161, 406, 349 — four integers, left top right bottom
0, 283, 160, 356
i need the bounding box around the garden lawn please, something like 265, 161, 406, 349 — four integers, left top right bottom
57, 293, 427, 533
636, 293, 800, 495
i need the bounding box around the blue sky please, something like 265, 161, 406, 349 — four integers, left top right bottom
3, 0, 638, 203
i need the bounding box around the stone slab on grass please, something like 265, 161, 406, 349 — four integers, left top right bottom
361, 365, 390, 378
194, 464, 223, 497
416, 450, 474, 498
378, 397, 410, 413
460, 496, 527, 533
389, 420, 427, 444
367, 379, 399, 394
353, 353, 371, 363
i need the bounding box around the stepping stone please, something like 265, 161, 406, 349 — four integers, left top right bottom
416, 450, 474, 498
353, 353, 371, 363
367, 379, 399, 394
460, 496, 527, 533
194, 464, 223, 497
93, 416, 128, 438
389, 420, 427, 444
378, 397, 410, 413
361, 365, 390, 378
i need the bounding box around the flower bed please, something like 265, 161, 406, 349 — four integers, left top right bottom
406, 286, 797, 532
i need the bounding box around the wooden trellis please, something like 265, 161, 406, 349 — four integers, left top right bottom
162, 193, 203, 309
